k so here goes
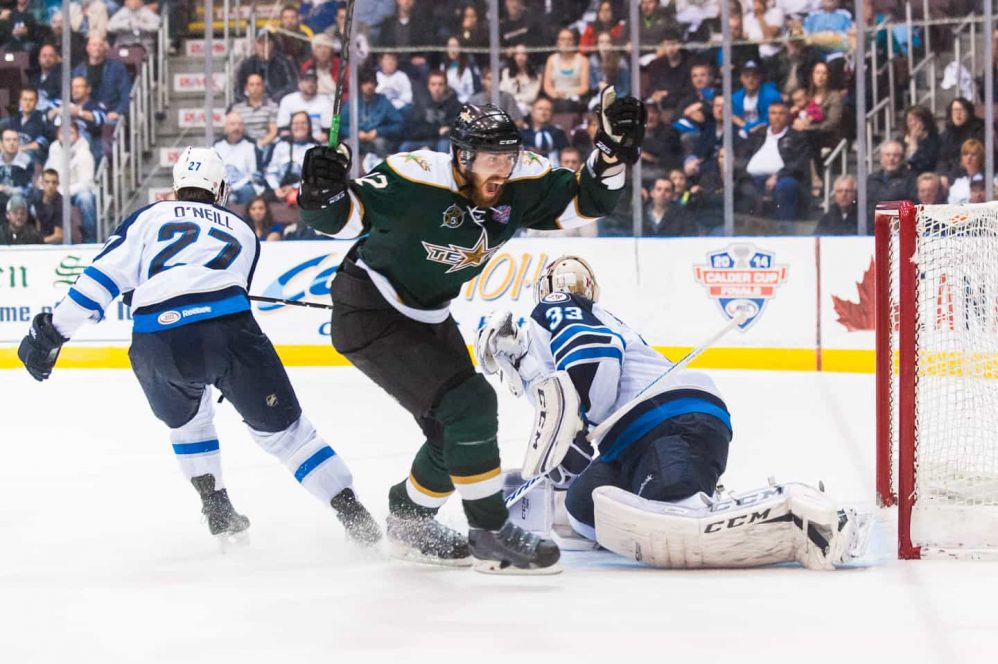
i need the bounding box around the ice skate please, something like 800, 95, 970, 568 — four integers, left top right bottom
385, 514, 472, 567
192, 474, 250, 549
330, 488, 382, 547
469, 522, 562, 575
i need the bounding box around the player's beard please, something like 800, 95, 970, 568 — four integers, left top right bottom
471, 176, 506, 207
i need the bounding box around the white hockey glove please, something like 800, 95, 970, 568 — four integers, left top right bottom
474, 311, 528, 397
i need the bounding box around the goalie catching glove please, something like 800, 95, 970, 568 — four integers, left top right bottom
18, 313, 67, 382
298, 143, 352, 210
475, 311, 528, 397
592, 85, 646, 166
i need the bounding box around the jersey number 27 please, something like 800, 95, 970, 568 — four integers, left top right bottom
149, 222, 241, 277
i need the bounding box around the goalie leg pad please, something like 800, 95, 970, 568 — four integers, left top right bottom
593, 483, 860, 569
522, 371, 583, 479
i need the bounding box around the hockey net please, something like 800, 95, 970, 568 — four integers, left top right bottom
875, 201, 998, 559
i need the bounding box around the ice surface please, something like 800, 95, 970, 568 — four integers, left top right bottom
1, 367, 996, 662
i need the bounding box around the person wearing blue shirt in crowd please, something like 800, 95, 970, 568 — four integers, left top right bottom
338, 67, 404, 161
731, 61, 782, 137
72, 35, 132, 121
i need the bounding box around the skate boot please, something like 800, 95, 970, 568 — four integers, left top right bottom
385, 514, 472, 566
330, 488, 382, 546
469, 522, 562, 574
191, 474, 250, 546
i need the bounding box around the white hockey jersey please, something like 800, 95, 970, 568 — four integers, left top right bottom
52, 201, 260, 338
517, 292, 730, 461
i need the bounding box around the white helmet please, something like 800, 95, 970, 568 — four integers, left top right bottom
535, 255, 600, 304
173, 147, 228, 205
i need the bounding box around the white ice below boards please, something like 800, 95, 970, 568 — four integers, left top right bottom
1, 366, 997, 661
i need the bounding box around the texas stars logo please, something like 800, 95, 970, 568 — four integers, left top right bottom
401, 152, 430, 172
422, 230, 503, 273
521, 151, 542, 166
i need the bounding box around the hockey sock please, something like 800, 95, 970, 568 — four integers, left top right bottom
397, 449, 454, 519
436, 374, 508, 530
171, 389, 225, 489
249, 415, 353, 504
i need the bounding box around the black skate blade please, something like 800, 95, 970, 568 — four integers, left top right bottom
215, 529, 250, 554
472, 558, 563, 575
388, 541, 473, 568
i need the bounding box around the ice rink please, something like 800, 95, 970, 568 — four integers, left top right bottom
2, 366, 996, 663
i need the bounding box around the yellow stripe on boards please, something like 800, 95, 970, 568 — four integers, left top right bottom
0, 345, 882, 373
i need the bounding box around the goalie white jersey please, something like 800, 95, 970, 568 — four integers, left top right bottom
518, 292, 729, 461
52, 201, 260, 339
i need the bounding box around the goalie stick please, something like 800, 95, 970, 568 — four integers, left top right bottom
504, 311, 747, 509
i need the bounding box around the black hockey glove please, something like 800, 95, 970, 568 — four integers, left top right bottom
18, 313, 67, 382
593, 85, 647, 166
298, 143, 352, 211
547, 431, 595, 490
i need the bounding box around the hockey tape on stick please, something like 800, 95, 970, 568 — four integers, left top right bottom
328, 0, 355, 147
587, 310, 747, 444
249, 295, 334, 311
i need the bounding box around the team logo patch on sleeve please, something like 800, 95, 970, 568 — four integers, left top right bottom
542, 292, 570, 303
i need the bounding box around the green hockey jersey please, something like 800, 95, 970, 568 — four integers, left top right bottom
301, 149, 623, 314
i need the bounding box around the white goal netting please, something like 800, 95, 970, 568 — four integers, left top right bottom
885, 202, 998, 554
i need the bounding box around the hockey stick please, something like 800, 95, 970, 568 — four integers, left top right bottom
248, 295, 334, 310
504, 311, 747, 509
586, 309, 748, 445
327, 0, 355, 148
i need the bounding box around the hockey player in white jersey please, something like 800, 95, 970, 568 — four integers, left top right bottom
16, 147, 382, 547
476, 256, 869, 570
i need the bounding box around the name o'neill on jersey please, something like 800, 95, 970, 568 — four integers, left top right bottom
422, 230, 504, 274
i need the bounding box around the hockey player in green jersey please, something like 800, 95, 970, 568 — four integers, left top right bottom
297, 87, 645, 573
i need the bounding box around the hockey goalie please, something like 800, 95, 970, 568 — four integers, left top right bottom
475, 255, 870, 570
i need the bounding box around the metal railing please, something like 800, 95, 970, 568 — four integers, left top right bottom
822, 139, 850, 213
907, 0, 937, 113
953, 13, 978, 85
865, 97, 894, 172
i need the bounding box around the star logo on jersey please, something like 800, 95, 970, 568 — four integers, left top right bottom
422, 231, 503, 273
441, 203, 465, 229
522, 151, 542, 166
401, 152, 430, 172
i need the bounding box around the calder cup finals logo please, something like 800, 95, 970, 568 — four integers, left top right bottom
693, 243, 788, 330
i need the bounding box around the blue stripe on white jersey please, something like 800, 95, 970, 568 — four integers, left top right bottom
51, 200, 260, 339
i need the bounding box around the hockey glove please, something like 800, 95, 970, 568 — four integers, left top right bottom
547, 432, 594, 490
593, 85, 647, 166
475, 311, 528, 396
18, 313, 67, 382
298, 143, 352, 211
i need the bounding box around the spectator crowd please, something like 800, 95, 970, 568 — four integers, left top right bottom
0, 0, 160, 245
3, 0, 994, 244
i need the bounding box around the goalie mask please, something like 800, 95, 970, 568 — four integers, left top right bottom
535, 256, 600, 304
173, 146, 228, 205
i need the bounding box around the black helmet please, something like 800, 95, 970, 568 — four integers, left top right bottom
450, 104, 522, 153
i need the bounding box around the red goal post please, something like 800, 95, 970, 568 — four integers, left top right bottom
875, 201, 998, 560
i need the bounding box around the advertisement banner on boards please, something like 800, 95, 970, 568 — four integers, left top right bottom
0, 236, 878, 370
